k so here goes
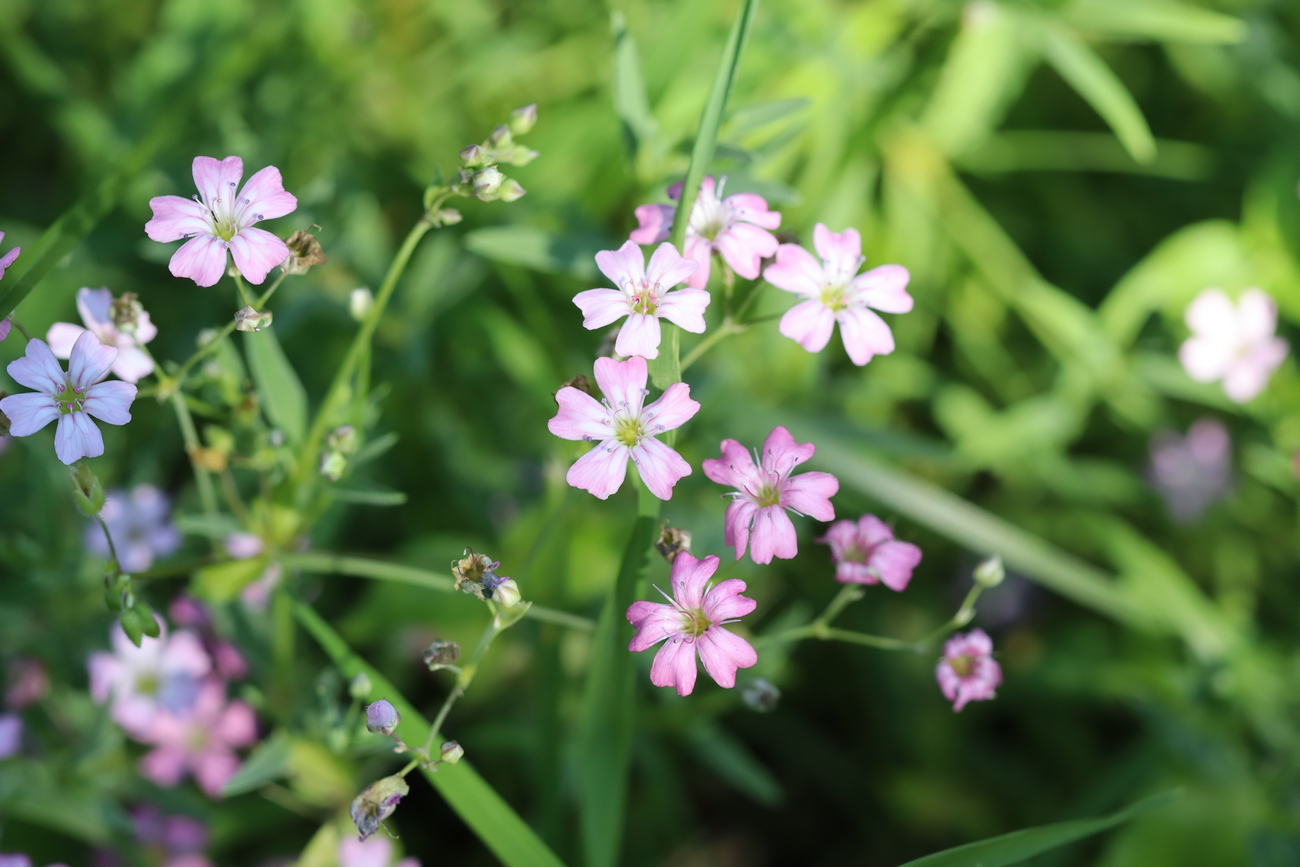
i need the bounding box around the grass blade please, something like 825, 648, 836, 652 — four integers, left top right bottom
612, 11, 659, 154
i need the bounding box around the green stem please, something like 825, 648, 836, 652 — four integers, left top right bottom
420, 617, 502, 756
169, 274, 288, 389
234, 272, 254, 307
680, 318, 745, 373
170, 391, 218, 516
94, 514, 122, 568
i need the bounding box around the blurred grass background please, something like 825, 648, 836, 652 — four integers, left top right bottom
3, 0, 1300, 864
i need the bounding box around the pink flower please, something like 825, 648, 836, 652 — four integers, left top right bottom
702, 426, 839, 564
0, 714, 21, 759
85, 484, 182, 573
626, 552, 758, 696
47, 288, 157, 383
132, 805, 212, 867
0, 230, 20, 283
572, 241, 707, 359
88, 624, 210, 739
630, 177, 780, 288
0, 334, 137, 465
5, 658, 48, 710
817, 515, 922, 591
764, 224, 912, 366
0, 320, 9, 342
1148, 418, 1233, 523
935, 629, 1002, 712
138, 681, 257, 797
1179, 288, 1288, 402
145, 156, 298, 287
547, 355, 699, 500
338, 835, 420, 867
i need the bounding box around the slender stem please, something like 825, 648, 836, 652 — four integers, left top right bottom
234, 272, 254, 307
94, 514, 122, 568
419, 617, 502, 756
681, 318, 745, 373
819, 584, 865, 625
171, 391, 218, 516
8, 318, 31, 341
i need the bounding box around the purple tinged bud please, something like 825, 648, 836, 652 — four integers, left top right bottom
483, 575, 521, 608
508, 103, 537, 136
350, 774, 409, 841
498, 179, 527, 202
440, 740, 464, 764
365, 699, 400, 736
326, 425, 358, 454
234, 306, 273, 333
472, 167, 504, 200
459, 144, 486, 167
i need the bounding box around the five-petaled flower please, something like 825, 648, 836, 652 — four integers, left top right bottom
88, 624, 210, 740
0, 334, 137, 465
935, 629, 1002, 712
572, 241, 707, 359
145, 155, 298, 287
548, 355, 699, 500
817, 514, 922, 591
764, 223, 912, 366
85, 484, 183, 573
626, 552, 758, 697
137, 680, 257, 798
1178, 287, 1288, 403
702, 426, 839, 564
631, 176, 780, 288
48, 288, 157, 383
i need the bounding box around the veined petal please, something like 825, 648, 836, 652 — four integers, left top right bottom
649, 636, 698, 697
642, 381, 699, 433
169, 235, 229, 287
627, 601, 682, 651
69, 331, 117, 389
566, 440, 630, 500
702, 577, 756, 622
84, 380, 137, 425
144, 196, 210, 242
573, 288, 630, 330
595, 240, 646, 289
76, 287, 116, 330
764, 244, 824, 297
614, 313, 662, 360
852, 264, 913, 313
836, 306, 894, 365
0, 392, 59, 436
761, 426, 816, 473
629, 204, 674, 245
781, 471, 838, 521
716, 222, 778, 280
235, 165, 297, 223
55, 412, 104, 464
725, 192, 781, 230
722, 499, 757, 561
111, 346, 155, 383
630, 436, 691, 500
669, 552, 718, 611
229, 227, 290, 284
645, 242, 698, 289
658, 287, 710, 333
8, 338, 66, 394
192, 156, 244, 207
780, 300, 836, 354
46, 322, 87, 359
748, 506, 798, 564
548, 387, 612, 441
812, 223, 862, 276
593, 355, 648, 412
702, 438, 762, 490
682, 235, 713, 289
697, 627, 757, 688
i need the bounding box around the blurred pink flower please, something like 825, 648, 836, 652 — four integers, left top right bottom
702, 426, 839, 564
132, 805, 212, 867
338, 835, 420, 867
0, 713, 21, 759
627, 552, 758, 697
0, 334, 137, 465
88, 625, 210, 739
5, 658, 48, 709
817, 514, 921, 591
1179, 288, 1288, 402
1148, 418, 1233, 523
764, 224, 912, 366
169, 596, 249, 681
146, 156, 297, 287
0, 230, 20, 282
936, 629, 1002, 712
630, 176, 780, 288
0, 319, 9, 342
572, 241, 707, 359
85, 484, 182, 574
548, 355, 698, 500
47, 288, 157, 383
0, 856, 67, 867
138, 681, 257, 798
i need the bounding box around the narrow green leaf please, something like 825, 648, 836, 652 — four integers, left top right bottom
221, 730, 293, 796
957, 131, 1211, 179
244, 328, 308, 444
328, 487, 408, 507
463, 226, 605, 279
685, 721, 784, 807
899, 790, 1178, 867
725, 97, 810, 137
1064, 0, 1246, 45
351, 431, 401, 466
1038, 23, 1156, 163
294, 602, 567, 867
612, 11, 658, 153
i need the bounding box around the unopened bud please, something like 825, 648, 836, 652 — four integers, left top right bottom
472, 167, 504, 200
282, 230, 327, 275
70, 463, 105, 517
431, 208, 462, 226
439, 740, 464, 765
503, 146, 539, 167
103, 567, 132, 612
234, 306, 273, 333
973, 555, 1005, 588
742, 678, 781, 713
365, 699, 401, 736
508, 103, 537, 136
489, 124, 512, 148
349, 673, 372, 700
319, 450, 348, 482
349, 288, 374, 321
109, 293, 146, 335
654, 525, 692, 563
350, 775, 409, 841
459, 144, 487, 167
483, 575, 521, 608
423, 639, 460, 670
326, 425, 359, 454
497, 179, 527, 202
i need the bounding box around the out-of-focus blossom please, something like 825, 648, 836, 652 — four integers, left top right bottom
1179, 288, 1288, 402
0, 319, 10, 342
572, 241, 706, 360
47, 288, 157, 383
85, 485, 182, 573
224, 532, 265, 560
5, 658, 48, 709
0, 230, 20, 282
338, 834, 420, 867
626, 552, 758, 697
88, 625, 210, 739
240, 562, 283, 612
0, 713, 21, 759
138, 681, 257, 798
548, 355, 699, 500
702, 426, 839, 564
817, 514, 921, 591
935, 629, 1002, 712
1148, 418, 1234, 523
0, 856, 68, 867
764, 224, 913, 366
145, 156, 298, 287
631, 177, 780, 288
133, 805, 212, 867
169, 596, 249, 681
0, 334, 137, 464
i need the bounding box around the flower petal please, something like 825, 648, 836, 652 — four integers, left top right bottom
724, 192, 781, 230
1184, 288, 1237, 338
548, 387, 612, 441
8, 338, 66, 394
722, 499, 757, 561
668, 552, 718, 610
836, 306, 894, 365
111, 346, 155, 383
627, 601, 682, 651
1179, 335, 1235, 383
869, 539, 922, 592
145, 196, 210, 242
0, 244, 19, 279
764, 243, 824, 297
614, 313, 662, 359
781, 471, 838, 521
813, 223, 862, 278
192, 155, 244, 207
702, 577, 756, 622
229, 227, 290, 284
0, 392, 59, 436
697, 627, 757, 688
573, 288, 630, 330
852, 264, 913, 313
595, 240, 646, 289
761, 426, 816, 474
55, 412, 104, 464
234, 165, 298, 223
140, 745, 188, 787
629, 204, 674, 245
642, 381, 699, 433
69, 331, 117, 388
593, 355, 647, 412
84, 380, 136, 426
748, 505, 798, 564
716, 221, 778, 280
779, 299, 836, 353
169, 235, 229, 287
46, 322, 87, 359
702, 438, 761, 490
566, 440, 630, 500
75, 287, 116, 331
682, 235, 713, 289
649, 636, 698, 696
645, 242, 698, 289
631, 436, 691, 500
857, 514, 895, 547
658, 287, 710, 333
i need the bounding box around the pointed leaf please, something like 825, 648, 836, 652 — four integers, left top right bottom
244, 328, 308, 444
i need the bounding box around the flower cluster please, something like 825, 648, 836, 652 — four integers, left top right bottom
1179, 287, 1288, 402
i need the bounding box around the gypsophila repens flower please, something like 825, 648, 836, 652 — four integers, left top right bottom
88, 624, 210, 739
1148, 418, 1234, 523
339, 834, 420, 867
365, 699, 400, 736
85, 484, 182, 574
1179, 287, 1288, 402
936, 629, 1002, 712
47, 288, 157, 383
145, 156, 298, 287
817, 514, 922, 591
137, 680, 257, 798
0, 230, 20, 284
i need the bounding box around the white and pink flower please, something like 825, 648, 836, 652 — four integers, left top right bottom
138, 680, 257, 798
630, 176, 780, 288
47, 288, 157, 383
88, 624, 210, 739
548, 355, 699, 500
626, 552, 758, 697
764, 224, 912, 366
572, 241, 707, 359
85, 484, 182, 573
339, 834, 420, 867
702, 426, 839, 564
145, 156, 298, 287
935, 629, 1002, 712
1178, 287, 1288, 402
0, 334, 137, 465
818, 514, 922, 590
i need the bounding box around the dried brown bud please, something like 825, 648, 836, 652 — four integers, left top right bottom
350, 775, 409, 841
423, 639, 460, 670
555, 374, 594, 401
654, 524, 692, 563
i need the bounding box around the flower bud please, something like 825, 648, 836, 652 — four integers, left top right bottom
365, 699, 401, 736
439, 740, 464, 765
497, 179, 527, 202
742, 678, 781, 713
109, 293, 146, 335
319, 450, 348, 482
349, 672, 372, 700
70, 463, 105, 517
349, 288, 374, 321
283, 230, 327, 275
103, 567, 132, 612
654, 525, 691, 563
431, 208, 462, 226
423, 639, 460, 670
459, 144, 487, 167
488, 124, 512, 148
234, 306, 273, 333
120, 605, 161, 647
483, 575, 521, 608
953, 607, 975, 627
503, 146, 539, 167
472, 167, 504, 200
326, 425, 359, 454
508, 103, 537, 136
350, 775, 409, 841
973, 555, 1005, 588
